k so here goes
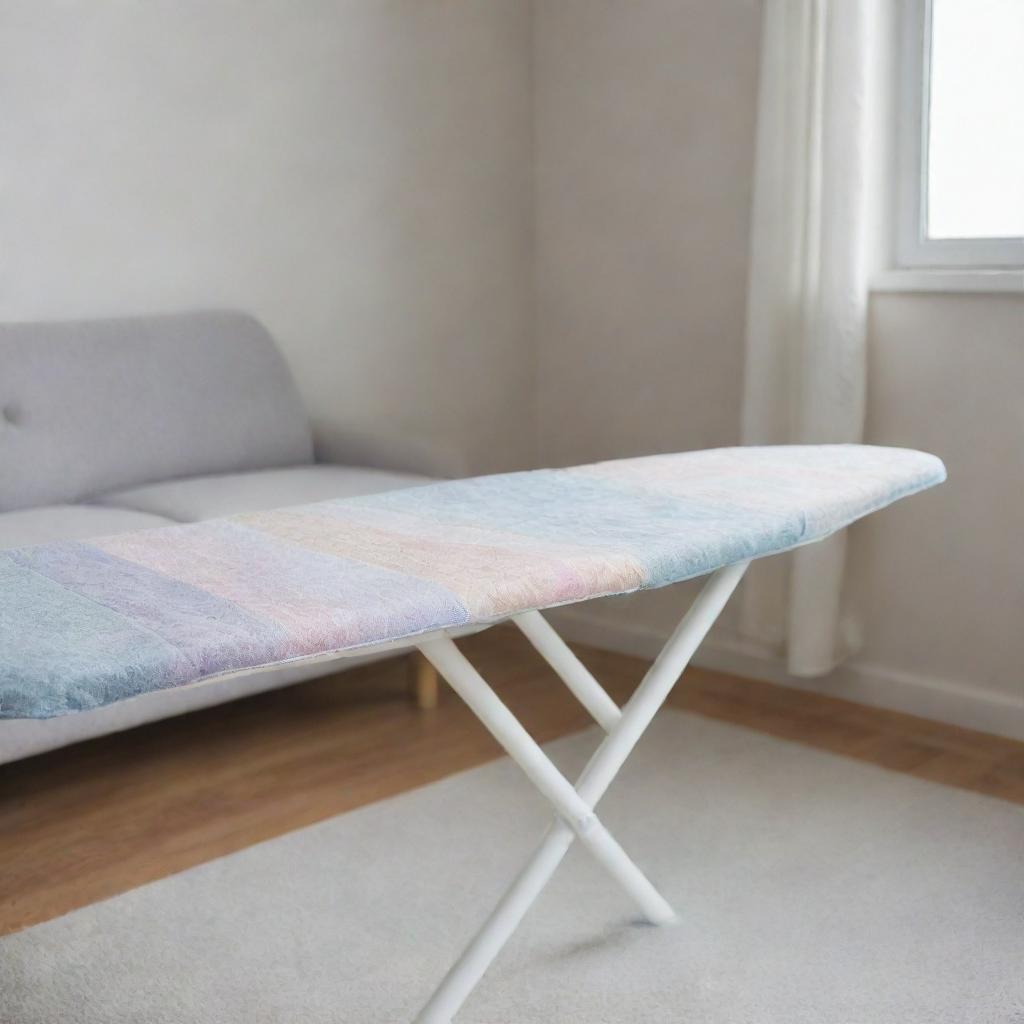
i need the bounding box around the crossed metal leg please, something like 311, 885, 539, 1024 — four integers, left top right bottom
413, 561, 749, 1023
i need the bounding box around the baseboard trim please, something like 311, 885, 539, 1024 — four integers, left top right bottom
548, 608, 1024, 743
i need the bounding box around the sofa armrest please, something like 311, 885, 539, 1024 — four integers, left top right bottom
312, 421, 472, 480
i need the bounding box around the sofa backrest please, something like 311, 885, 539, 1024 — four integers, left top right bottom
0, 310, 314, 512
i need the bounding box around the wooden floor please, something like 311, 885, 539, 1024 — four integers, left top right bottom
2, 626, 1023, 937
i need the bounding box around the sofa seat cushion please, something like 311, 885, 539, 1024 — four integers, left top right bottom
0, 505, 174, 549
95, 465, 433, 522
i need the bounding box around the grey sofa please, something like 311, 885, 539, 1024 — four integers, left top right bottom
0, 310, 459, 764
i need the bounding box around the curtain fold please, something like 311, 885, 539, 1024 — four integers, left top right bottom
739, 0, 892, 676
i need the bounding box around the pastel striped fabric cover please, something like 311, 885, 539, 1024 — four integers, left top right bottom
0, 445, 945, 719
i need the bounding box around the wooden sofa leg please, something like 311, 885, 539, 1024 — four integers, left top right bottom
408, 650, 440, 710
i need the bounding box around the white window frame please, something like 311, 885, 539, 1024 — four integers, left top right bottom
896, 0, 1024, 270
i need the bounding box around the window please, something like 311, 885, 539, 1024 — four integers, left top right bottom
897, 0, 1024, 269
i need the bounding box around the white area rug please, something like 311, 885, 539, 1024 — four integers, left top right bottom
3, 710, 1023, 1023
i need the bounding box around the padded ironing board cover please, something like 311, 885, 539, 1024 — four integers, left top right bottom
0, 445, 945, 719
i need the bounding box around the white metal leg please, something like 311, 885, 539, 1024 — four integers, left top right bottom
414, 562, 749, 1024
416, 636, 675, 925
512, 610, 621, 732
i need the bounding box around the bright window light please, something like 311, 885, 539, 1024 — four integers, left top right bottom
926, 0, 1024, 240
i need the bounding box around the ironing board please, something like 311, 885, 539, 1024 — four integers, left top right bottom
0, 444, 945, 1022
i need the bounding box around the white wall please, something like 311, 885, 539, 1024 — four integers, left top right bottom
534, 0, 761, 466
851, 294, 1024, 705
0, 0, 535, 472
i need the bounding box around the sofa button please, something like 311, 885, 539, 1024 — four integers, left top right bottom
2, 403, 22, 426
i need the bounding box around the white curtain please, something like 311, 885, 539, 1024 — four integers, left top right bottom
739, 0, 892, 676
